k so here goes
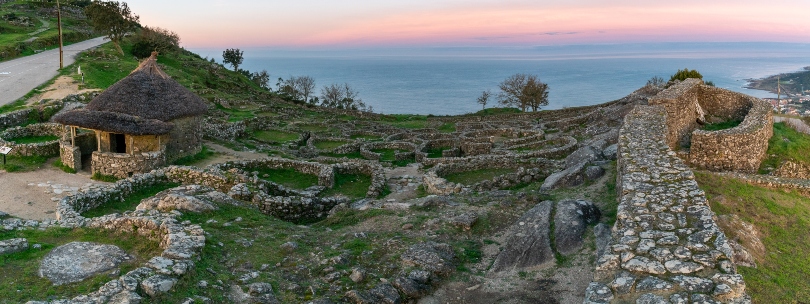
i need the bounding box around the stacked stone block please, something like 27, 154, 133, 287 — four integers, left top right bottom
586, 105, 750, 303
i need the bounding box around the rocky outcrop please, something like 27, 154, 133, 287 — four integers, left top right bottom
39, 242, 133, 285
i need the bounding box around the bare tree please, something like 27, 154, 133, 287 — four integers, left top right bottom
497, 73, 549, 112
320, 83, 366, 110
295, 76, 316, 104
250, 70, 270, 90
84, 0, 139, 55
476, 89, 491, 110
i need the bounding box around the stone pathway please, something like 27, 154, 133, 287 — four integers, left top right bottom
382, 163, 424, 203
586, 106, 750, 303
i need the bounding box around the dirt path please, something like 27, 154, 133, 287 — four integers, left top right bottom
194, 141, 269, 167
382, 163, 424, 202
35, 75, 99, 102
0, 162, 109, 221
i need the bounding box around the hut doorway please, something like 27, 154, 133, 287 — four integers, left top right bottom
112, 133, 127, 153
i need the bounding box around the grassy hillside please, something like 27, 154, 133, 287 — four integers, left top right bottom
0, 0, 93, 62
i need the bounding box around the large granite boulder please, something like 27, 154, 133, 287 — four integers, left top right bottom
490, 200, 554, 272
39, 242, 132, 285
136, 184, 222, 213
400, 242, 455, 276
554, 199, 601, 255
565, 145, 603, 168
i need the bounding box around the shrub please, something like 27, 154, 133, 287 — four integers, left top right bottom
669, 68, 703, 82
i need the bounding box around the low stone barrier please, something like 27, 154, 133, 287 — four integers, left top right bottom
201, 117, 247, 141
423, 157, 557, 194
0, 123, 64, 157
214, 158, 335, 188
0, 109, 34, 130
360, 141, 418, 162
516, 136, 578, 159
92, 150, 166, 179
585, 105, 750, 303
333, 161, 387, 198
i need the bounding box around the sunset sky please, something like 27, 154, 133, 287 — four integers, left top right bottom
134, 0, 810, 48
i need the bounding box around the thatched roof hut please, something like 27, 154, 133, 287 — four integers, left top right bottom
54, 52, 208, 135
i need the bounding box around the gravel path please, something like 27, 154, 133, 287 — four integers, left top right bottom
0, 165, 108, 221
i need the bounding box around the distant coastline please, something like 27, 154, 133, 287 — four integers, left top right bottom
745, 66, 810, 96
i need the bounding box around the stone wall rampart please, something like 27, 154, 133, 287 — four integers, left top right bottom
585, 105, 750, 303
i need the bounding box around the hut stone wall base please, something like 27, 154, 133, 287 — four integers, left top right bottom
92, 150, 166, 178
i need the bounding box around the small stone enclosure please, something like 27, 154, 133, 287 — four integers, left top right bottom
649, 78, 773, 173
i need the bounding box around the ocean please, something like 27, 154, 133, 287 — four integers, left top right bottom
190, 43, 810, 115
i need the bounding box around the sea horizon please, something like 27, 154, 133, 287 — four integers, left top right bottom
190, 42, 810, 115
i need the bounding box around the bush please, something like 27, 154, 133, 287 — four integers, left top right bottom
130, 26, 180, 58
669, 68, 703, 82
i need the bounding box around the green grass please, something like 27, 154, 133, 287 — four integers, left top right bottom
468, 107, 522, 116
7, 135, 59, 144
759, 122, 810, 173
215, 104, 256, 122
255, 167, 319, 189
0, 99, 26, 115
253, 130, 299, 144
90, 172, 119, 183
0, 155, 49, 172
320, 151, 364, 159
81, 182, 180, 218
442, 168, 516, 185
696, 172, 810, 303
425, 146, 451, 158
53, 159, 76, 174
173, 146, 217, 166
371, 148, 415, 167
454, 240, 483, 272
314, 209, 395, 230
319, 173, 372, 199
702, 119, 742, 131
382, 114, 428, 129
438, 123, 456, 133
0, 227, 162, 303
314, 140, 349, 150
298, 124, 328, 132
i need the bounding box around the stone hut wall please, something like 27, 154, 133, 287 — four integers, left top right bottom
201, 117, 247, 141
423, 156, 555, 194
649, 78, 773, 173
688, 100, 773, 173
215, 158, 335, 188
648, 79, 704, 149
0, 109, 34, 130
516, 136, 578, 159
92, 151, 166, 178
166, 116, 203, 162
586, 105, 749, 303
0, 123, 63, 157
359, 142, 418, 161
333, 161, 387, 198
59, 132, 97, 170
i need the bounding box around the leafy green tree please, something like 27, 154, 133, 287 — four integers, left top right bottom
222, 48, 244, 71
669, 68, 703, 82
84, 1, 140, 55
497, 73, 549, 112
130, 26, 180, 58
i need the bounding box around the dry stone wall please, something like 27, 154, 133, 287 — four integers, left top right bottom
214, 158, 335, 188
0, 109, 34, 130
423, 157, 557, 194
0, 123, 64, 157
92, 151, 167, 179
201, 117, 247, 141
649, 79, 773, 173
585, 105, 750, 303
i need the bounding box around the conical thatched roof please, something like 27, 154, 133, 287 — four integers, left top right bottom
54, 52, 208, 135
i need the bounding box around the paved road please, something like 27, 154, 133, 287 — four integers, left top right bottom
0, 36, 107, 106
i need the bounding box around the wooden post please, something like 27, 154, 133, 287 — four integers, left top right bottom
71, 126, 75, 146
57, 0, 63, 69
96, 131, 100, 152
